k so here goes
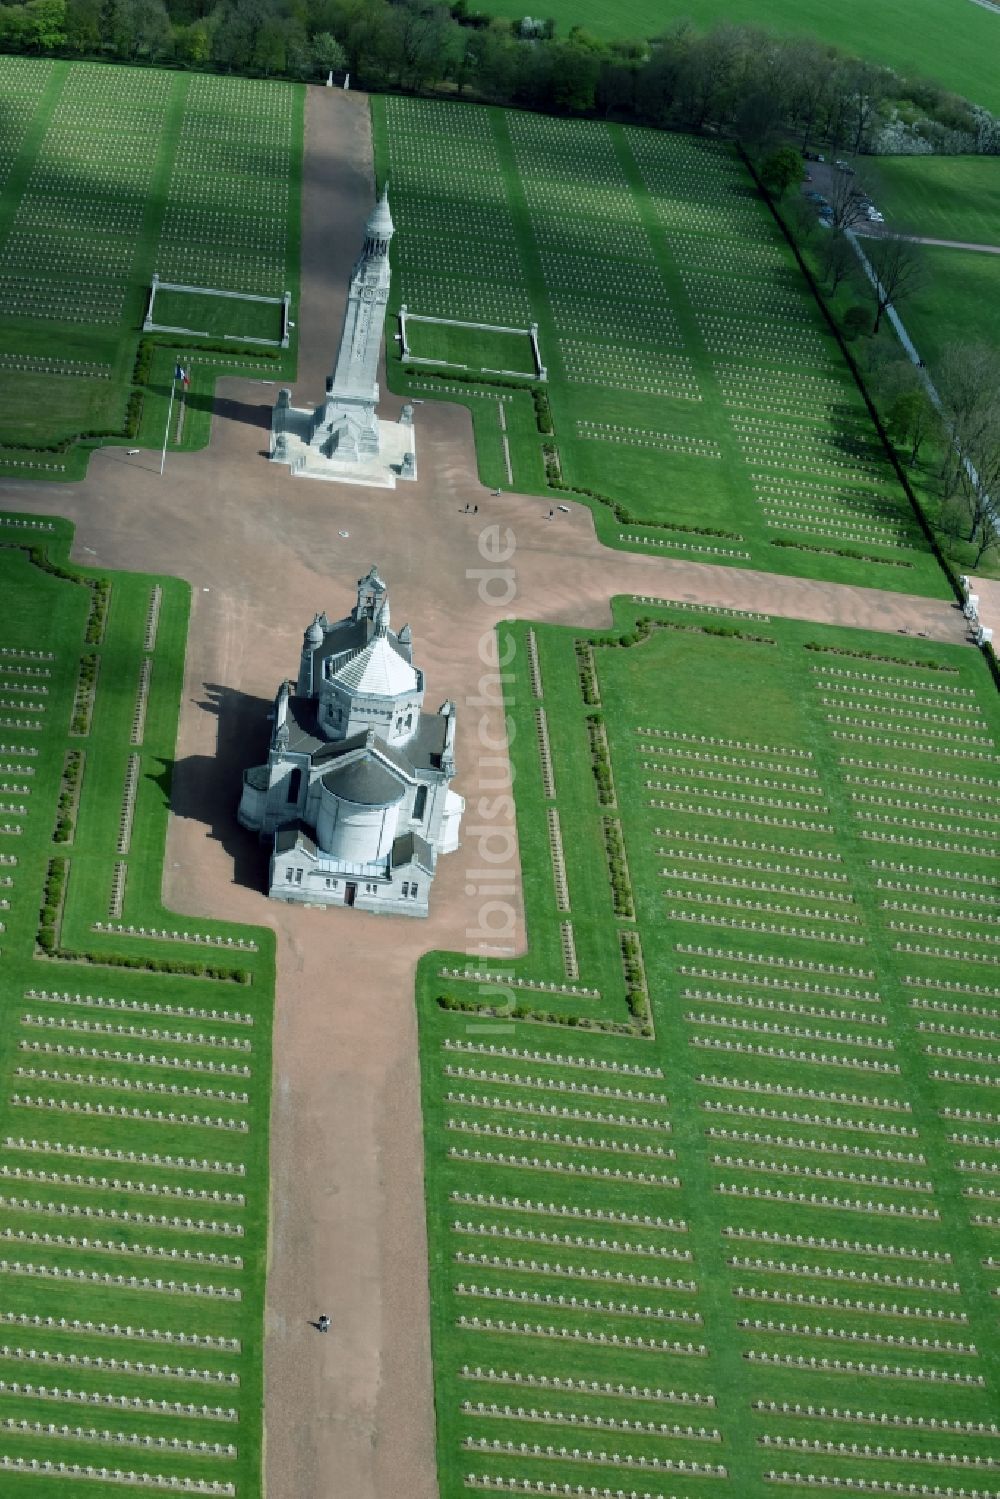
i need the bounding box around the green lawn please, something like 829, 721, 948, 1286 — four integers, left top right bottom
901, 245, 1000, 368
0, 57, 302, 475
477, 0, 1000, 115
870, 155, 1000, 244
404, 318, 537, 376
151, 288, 285, 345
376, 96, 951, 597
416, 596, 1000, 1499
0, 513, 274, 1498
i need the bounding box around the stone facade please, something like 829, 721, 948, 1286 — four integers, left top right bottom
238, 568, 463, 917
270, 188, 416, 487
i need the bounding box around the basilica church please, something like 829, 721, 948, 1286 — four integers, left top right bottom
238, 568, 463, 916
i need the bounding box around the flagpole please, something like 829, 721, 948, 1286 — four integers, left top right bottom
160, 375, 177, 477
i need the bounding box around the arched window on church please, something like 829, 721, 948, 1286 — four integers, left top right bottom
287, 768, 302, 803
405, 712, 413, 730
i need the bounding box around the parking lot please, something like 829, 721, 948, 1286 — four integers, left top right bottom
800, 155, 891, 234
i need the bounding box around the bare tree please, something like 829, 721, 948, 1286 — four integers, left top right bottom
936, 345, 1000, 566
865, 237, 927, 335
825, 169, 869, 233
817, 230, 856, 295
785, 39, 835, 152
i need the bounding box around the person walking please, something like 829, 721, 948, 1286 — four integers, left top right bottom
318, 1314, 331, 1332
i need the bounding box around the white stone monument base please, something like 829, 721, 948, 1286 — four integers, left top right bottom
271, 405, 416, 489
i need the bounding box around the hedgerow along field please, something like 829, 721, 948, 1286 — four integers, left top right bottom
374, 96, 952, 598
417, 593, 1000, 1499
475, 0, 1000, 116
0, 57, 302, 479
0, 511, 273, 1496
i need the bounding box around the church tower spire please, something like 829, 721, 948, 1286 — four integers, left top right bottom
362, 185, 393, 259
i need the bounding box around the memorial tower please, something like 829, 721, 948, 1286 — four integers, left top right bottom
270, 186, 416, 486
309, 188, 394, 460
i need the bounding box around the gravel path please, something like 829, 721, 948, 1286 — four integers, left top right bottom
0, 84, 973, 1499
860, 229, 1000, 254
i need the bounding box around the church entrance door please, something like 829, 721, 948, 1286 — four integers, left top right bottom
344, 882, 357, 907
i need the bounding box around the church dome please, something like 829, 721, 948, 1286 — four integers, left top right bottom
304, 614, 324, 648
332, 633, 417, 698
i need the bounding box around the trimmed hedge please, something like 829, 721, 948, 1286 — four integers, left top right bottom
803, 641, 958, 671
772, 537, 913, 569
37, 857, 68, 954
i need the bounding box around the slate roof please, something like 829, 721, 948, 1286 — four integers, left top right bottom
321, 753, 406, 807
274, 822, 317, 857
392, 831, 435, 874
407, 712, 448, 770
284, 697, 447, 780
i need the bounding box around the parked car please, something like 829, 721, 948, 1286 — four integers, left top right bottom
834, 159, 855, 174
866, 206, 885, 222
806, 190, 826, 204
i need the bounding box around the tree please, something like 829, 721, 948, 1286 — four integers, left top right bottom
64, 0, 101, 49
786, 38, 834, 152
548, 38, 601, 112
178, 16, 210, 60
675, 25, 741, 130
253, 14, 287, 73
130, 0, 171, 56
864, 237, 926, 335
395, 3, 455, 91
885, 384, 939, 467
936, 344, 1000, 566
312, 30, 347, 75
759, 145, 803, 198
842, 305, 870, 340
824, 167, 868, 233
822, 231, 856, 295
20, 0, 66, 49
467, 22, 517, 101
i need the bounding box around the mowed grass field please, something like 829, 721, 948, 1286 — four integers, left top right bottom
417, 595, 1000, 1499
901, 246, 1000, 369
859, 156, 1000, 378
375, 96, 950, 597
477, 0, 1000, 115
404, 319, 537, 376
871, 155, 1000, 245
0, 57, 302, 476
0, 513, 273, 1496
150, 289, 285, 345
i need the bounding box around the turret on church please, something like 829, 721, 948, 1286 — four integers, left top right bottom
238, 568, 462, 916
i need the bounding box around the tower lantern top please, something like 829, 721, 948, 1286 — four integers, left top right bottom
363, 186, 393, 255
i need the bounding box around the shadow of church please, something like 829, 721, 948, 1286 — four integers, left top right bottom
164, 681, 273, 893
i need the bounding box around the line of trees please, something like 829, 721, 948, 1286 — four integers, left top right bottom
1, 0, 998, 155
764, 149, 997, 569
